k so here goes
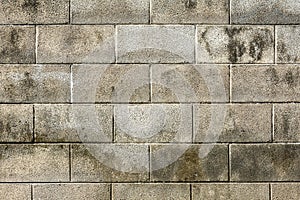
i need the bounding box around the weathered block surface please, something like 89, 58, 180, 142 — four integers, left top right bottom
72, 64, 150, 103
151, 64, 229, 102
277, 26, 300, 63
232, 65, 300, 102
231, 0, 300, 24
0, 26, 35, 63
0, 184, 31, 200
37, 25, 115, 63
0, 65, 70, 103
274, 104, 300, 142
113, 184, 190, 200
35, 104, 113, 142
0, 0, 69, 24
71, 144, 149, 182
151, 0, 228, 24
115, 104, 192, 143
151, 144, 228, 181
0, 105, 33, 142
197, 26, 274, 63
117, 25, 195, 63
272, 184, 300, 200
192, 184, 269, 200
194, 104, 272, 142
33, 184, 111, 200
0, 145, 69, 182
230, 144, 300, 181
71, 0, 149, 24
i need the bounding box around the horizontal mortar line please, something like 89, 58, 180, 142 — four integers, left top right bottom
0, 182, 299, 185
0, 23, 299, 26
1, 142, 299, 145
4, 62, 300, 65
1, 63, 300, 66
3, 102, 300, 105
0, 181, 300, 184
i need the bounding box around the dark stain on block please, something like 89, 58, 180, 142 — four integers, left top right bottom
231, 144, 300, 181
249, 35, 266, 61
151, 145, 228, 181
185, 0, 197, 9
22, 0, 40, 13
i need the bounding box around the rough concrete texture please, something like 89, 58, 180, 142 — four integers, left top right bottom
197, 26, 274, 63
274, 104, 300, 142
151, 64, 229, 102
151, 0, 229, 24
0, 145, 69, 182
0, 104, 33, 142
232, 65, 300, 102
231, 144, 300, 181
71, 144, 149, 182
272, 184, 300, 200
35, 104, 113, 142
0, 0, 69, 24
0, 184, 31, 200
0, 65, 70, 102
0, 26, 35, 63
115, 104, 192, 143
0, 0, 298, 199
194, 104, 272, 142
192, 184, 269, 200
33, 184, 111, 200
151, 144, 228, 181
72, 64, 150, 103
117, 25, 195, 63
37, 25, 115, 63
71, 0, 149, 24
277, 26, 300, 63
113, 184, 190, 200
231, 0, 300, 24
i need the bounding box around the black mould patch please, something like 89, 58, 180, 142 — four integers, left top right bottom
185, 0, 197, 9
22, 0, 40, 13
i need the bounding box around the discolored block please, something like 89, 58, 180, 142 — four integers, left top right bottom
272, 184, 300, 200
113, 184, 190, 200
71, 0, 149, 24
117, 25, 195, 63
0, 184, 31, 200
0, 0, 69, 24
72, 64, 150, 103
0, 145, 69, 182
37, 25, 115, 63
230, 144, 300, 181
115, 104, 192, 143
277, 26, 300, 63
151, 0, 229, 24
33, 184, 111, 200
150, 144, 228, 181
194, 104, 272, 142
0, 26, 35, 63
231, 0, 300, 24
151, 64, 229, 102
192, 184, 269, 200
0, 105, 33, 142
197, 26, 274, 63
274, 104, 300, 142
232, 65, 300, 102
71, 144, 149, 182
35, 104, 113, 142
0, 65, 70, 103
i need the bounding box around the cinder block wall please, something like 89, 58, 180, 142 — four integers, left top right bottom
0, 0, 299, 199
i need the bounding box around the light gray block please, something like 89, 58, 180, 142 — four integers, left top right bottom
117, 25, 195, 63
